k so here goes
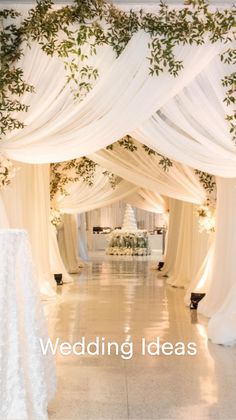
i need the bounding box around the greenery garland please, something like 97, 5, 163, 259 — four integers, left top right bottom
106, 135, 173, 171
50, 157, 97, 199
50, 157, 120, 199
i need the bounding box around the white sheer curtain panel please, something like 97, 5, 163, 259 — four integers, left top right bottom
56, 166, 138, 214
90, 142, 206, 204
134, 55, 236, 177
77, 213, 89, 261
87, 201, 164, 231
160, 199, 182, 276
198, 178, 236, 319
125, 189, 168, 214
1, 162, 56, 297
0, 195, 10, 228
161, 199, 213, 297
57, 214, 82, 274
49, 224, 73, 283
0, 30, 224, 163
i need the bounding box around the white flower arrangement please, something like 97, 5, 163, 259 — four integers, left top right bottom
0, 154, 16, 190
106, 229, 151, 256
50, 208, 62, 227
196, 202, 216, 234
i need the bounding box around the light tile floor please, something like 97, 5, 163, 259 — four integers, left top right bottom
47, 251, 236, 420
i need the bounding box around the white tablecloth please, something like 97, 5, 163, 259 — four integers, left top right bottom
0, 229, 57, 419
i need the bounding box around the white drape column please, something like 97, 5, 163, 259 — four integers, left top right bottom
77, 213, 89, 261
57, 214, 81, 273
0, 195, 10, 228
198, 178, 236, 319
161, 198, 212, 296
160, 199, 182, 276
1, 162, 56, 296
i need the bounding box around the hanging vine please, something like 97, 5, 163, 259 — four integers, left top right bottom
50, 157, 97, 199
50, 157, 120, 198
107, 136, 173, 171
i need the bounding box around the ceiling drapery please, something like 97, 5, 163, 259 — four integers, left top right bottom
89, 141, 206, 204
0, 27, 226, 175
55, 163, 169, 214
56, 166, 138, 214
134, 55, 236, 177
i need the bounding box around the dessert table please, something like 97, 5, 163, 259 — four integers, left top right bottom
87, 232, 163, 252
0, 229, 56, 420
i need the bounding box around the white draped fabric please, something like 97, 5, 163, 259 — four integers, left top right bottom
200, 178, 236, 345
49, 225, 73, 283
57, 214, 82, 274
90, 142, 206, 204
125, 189, 168, 214
77, 213, 89, 261
198, 178, 236, 331
134, 55, 236, 177
1, 163, 56, 297
0, 196, 9, 228
161, 199, 213, 300
86, 201, 164, 232
56, 166, 138, 214
1, 31, 224, 164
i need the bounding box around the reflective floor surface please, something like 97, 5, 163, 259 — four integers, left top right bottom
46, 251, 236, 420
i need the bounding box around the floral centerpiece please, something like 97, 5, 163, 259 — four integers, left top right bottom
196, 201, 216, 234
0, 154, 16, 190
106, 229, 151, 256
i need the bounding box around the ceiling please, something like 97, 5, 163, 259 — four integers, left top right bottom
0, 0, 232, 4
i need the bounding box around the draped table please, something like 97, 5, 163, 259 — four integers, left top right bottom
0, 229, 57, 420
88, 232, 163, 252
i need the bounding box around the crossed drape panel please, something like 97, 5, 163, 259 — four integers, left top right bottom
0, 30, 224, 165
89, 141, 206, 204
56, 164, 168, 215
124, 189, 168, 214
56, 166, 138, 214
134, 54, 236, 177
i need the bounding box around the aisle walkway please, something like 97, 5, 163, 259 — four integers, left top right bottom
47, 252, 236, 420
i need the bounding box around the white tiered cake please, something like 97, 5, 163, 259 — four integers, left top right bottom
122, 204, 137, 231
106, 204, 151, 256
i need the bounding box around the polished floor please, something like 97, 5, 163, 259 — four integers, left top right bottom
46, 252, 236, 420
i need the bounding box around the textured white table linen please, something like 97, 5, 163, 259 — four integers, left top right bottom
0, 229, 57, 419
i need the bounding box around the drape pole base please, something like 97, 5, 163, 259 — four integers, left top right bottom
157, 261, 165, 271
54, 273, 63, 285
190, 292, 206, 310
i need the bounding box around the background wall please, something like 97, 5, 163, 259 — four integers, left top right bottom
86, 201, 164, 231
